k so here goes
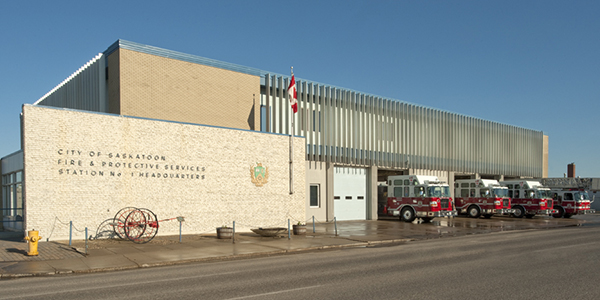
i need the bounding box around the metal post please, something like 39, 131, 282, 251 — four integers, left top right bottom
289, 67, 295, 195
334, 217, 338, 236
232, 221, 235, 244
288, 219, 291, 239
177, 216, 185, 243
85, 227, 88, 255
69, 221, 72, 246
312, 216, 315, 233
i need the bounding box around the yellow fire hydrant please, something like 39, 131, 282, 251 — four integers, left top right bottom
24, 230, 42, 256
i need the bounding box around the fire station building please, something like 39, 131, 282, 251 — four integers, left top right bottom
1, 40, 548, 239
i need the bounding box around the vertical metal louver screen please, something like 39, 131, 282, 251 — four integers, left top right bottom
33, 53, 107, 113
262, 73, 543, 178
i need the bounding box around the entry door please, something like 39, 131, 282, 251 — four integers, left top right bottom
333, 167, 367, 221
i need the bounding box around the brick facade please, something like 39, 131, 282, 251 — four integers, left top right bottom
112, 49, 261, 131
22, 105, 305, 241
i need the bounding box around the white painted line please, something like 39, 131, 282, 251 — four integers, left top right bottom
224, 285, 323, 300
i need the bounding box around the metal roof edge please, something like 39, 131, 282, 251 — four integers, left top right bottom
21, 104, 304, 139
1, 149, 23, 161
104, 39, 267, 77
101, 40, 543, 134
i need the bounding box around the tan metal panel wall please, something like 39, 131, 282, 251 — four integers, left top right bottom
118, 49, 260, 130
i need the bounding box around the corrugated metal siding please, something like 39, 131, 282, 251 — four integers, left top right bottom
33, 53, 107, 112
262, 73, 544, 178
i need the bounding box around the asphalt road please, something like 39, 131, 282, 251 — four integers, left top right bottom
1, 223, 599, 300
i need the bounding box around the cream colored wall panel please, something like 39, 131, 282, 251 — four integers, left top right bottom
22, 105, 305, 241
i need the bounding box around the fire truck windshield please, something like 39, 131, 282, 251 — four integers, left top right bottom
493, 188, 508, 198
536, 190, 551, 199
428, 186, 450, 197
581, 192, 590, 200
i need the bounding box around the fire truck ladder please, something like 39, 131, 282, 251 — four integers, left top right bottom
539, 178, 592, 190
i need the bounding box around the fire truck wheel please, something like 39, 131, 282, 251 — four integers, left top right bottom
552, 206, 565, 218
512, 206, 525, 218
468, 206, 481, 218
563, 213, 572, 218
400, 207, 416, 223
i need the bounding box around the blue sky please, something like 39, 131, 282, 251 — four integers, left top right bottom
1, 0, 599, 177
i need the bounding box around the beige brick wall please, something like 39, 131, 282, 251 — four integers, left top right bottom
22, 105, 305, 241
115, 49, 260, 130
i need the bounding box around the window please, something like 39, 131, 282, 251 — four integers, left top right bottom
493, 188, 508, 198
461, 183, 469, 188
564, 193, 573, 200
428, 186, 450, 197
470, 189, 476, 197
403, 187, 410, 197
2, 171, 24, 230
461, 189, 469, 197
394, 180, 403, 185
404, 180, 410, 185
310, 184, 320, 207
260, 105, 267, 132
429, 187, 442, 197
415, 186, 425, 197
480, 188, 490, 197
514, 190, 520, 198
394, 187, 403, 198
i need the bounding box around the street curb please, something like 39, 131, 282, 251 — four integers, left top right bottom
2, 218, 595, 279
0, 238, 415, 279
0, 244, 324, 278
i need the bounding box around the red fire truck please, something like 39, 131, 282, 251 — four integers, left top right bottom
499, 180, 556, 218
549, 189, 595, 218
454, 179, 512, 218
385, 175, 457, 222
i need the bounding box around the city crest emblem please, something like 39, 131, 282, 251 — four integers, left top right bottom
250, 162, 269, 187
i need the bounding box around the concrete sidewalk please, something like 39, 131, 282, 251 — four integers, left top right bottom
1, 216, 597, 279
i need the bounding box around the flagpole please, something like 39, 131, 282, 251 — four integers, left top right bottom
290, 66, 294, 195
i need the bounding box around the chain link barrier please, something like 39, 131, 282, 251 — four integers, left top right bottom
45, 209, 343, 243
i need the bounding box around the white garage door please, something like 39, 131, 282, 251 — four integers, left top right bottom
334, 167, 367, 221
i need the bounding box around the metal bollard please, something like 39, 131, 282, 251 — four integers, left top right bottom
24, 230, 42, 256
334, 217, 338, 236
69, 221, 73, 246
312, 216, 315, 233
177, 216, 185, 243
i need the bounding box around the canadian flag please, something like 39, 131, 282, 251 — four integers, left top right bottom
287, 74, 298, 113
